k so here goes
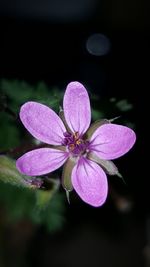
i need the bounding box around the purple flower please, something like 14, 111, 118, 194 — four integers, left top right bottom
16, 82, 136, 207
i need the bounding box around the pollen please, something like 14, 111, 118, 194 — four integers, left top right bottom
69, 144, 75, 151
74, 132, 79, 140
63, 131, 89, 155
73, 132, 82, 145
76, 139, 82, 145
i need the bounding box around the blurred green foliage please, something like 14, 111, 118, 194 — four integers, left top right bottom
0, 182, 65, 232
0, 112, 20, 150
0, 80, 65, 233
0, 79, 62, 113
0, 79, 135, 233
0, 155, 65, 232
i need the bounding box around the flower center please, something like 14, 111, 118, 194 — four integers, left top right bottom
62, 132, 89, 156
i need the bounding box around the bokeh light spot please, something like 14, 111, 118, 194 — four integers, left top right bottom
86, 33, 111, 56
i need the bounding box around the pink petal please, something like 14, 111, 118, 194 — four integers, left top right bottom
63, 82, 91, 135
71, 157, 108, 207
89, 124, 136, 160
16, 148, 68, 176
20, 102, 66, 145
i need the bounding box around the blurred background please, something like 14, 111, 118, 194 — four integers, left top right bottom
0, 0, 149, 266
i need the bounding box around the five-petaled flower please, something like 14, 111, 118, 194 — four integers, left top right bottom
16, 82, 136, 207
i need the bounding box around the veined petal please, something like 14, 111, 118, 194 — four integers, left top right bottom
63, 82, 91, 135
16, 148, 68, 176
71, 157, 108, 207
20, 102, 66, 145
89, 124, 136, 160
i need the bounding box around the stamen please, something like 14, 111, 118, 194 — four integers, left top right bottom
63, 132, 89, 156
74, 132, 79, 140
69, 144, 75, 151
76, 139, 82, 145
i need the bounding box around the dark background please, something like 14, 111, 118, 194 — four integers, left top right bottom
0, 0, 149, 266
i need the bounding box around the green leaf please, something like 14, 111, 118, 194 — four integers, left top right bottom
0, 156, 36, 189
87, 152, 122, 177
62, 158, 75, 191
85, 119, 109, 139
